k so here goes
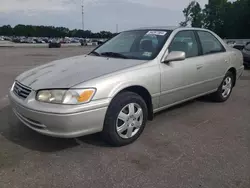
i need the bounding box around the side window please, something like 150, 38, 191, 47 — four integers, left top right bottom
197, 31, 225, 55
168, 31, 199, 58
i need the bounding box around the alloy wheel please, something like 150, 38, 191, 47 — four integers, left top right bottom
222, 77, 232, 98
116, 103, 143, 139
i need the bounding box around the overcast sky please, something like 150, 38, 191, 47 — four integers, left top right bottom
0, 0, 208, 32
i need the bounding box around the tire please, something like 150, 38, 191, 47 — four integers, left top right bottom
210, 71, 234, 102
102, 91, 148, 146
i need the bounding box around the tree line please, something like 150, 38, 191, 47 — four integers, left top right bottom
180, 0, 250, 39
1, 0, 250, 39
0, 24, 115, 38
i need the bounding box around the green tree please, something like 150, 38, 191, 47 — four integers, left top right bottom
180, 1, 203, 27
0, 25, 13, 36
0, 24, 115, 39
203, 0, 228, 37
180, 1, 196, 27
180, 0, 250, 38
13, 24, 27, 36
190, 2, 203, 27
228, 0, 250, 38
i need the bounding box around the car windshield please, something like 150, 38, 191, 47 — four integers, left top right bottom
91, 30, 171, 60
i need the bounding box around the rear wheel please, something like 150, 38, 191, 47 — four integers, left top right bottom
210, 71, 234, 102
102, 91, 148, 146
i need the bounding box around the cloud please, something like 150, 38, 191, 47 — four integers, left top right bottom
0, 0, 209, 32
0, 0, 208, 13
0, 0, 77, 12
128, 0, 207, 9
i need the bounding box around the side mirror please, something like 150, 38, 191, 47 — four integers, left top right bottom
163, 51, 186, 63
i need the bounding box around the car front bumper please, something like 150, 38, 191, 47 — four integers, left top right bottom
9, 90, 109, 138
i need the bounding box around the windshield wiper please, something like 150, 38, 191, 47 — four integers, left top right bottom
100, 52, 128, 59
89, 51, 100, 56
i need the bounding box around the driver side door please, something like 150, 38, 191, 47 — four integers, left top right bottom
159, 30, 203, 108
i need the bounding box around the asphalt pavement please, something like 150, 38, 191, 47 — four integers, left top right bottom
0, 47, 249, 188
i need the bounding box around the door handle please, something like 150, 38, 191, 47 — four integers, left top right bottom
196, 64, 203, 70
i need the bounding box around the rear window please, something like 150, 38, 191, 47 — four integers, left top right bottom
197, 31, 225, 55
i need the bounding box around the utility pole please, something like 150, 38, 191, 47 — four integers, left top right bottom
116, 24, 118, 33
81, 0, 84, 31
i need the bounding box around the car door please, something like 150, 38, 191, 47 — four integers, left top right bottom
159, 30, 203, 108
195, 30, 230, 92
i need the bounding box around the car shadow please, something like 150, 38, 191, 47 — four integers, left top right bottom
0, 97, 216, 151
77, 100, 205, 147
154, 96, 217, 117
77, 133, 111, 147
197, 94, 219, 103
244, 66, 250, 70
0, 105, 80, 152
153, 99, 195, 117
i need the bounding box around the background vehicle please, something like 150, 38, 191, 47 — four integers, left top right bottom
97, 40, 105, 45
233, 42, 245, 51
226, 40, 236, 47
12, 38, 21, 43
9, 27, 244, 146
48, 40, 61, 48
242, 43, 250, 68
80, 38, 87, 46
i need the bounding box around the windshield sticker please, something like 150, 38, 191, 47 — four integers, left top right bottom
142, 52, 152, 57
146, 31, 167, 36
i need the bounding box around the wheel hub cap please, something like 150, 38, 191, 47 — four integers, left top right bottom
222, 77, 232, 98
116, 103, 143, 139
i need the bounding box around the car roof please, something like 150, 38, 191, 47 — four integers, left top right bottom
127, 26, 210, 32
134, 26, 180, 31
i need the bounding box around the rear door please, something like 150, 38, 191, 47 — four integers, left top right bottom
194, 30, 230, 92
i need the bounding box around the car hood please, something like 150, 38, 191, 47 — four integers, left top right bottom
16, 55, 145, 90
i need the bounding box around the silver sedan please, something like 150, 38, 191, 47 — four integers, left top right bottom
9, 26, 244, 146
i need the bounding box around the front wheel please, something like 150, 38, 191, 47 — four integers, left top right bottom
210, 71, 234, 102
102, 91, 148, 146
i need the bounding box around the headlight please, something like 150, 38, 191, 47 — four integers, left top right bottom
36, 88, 96, 104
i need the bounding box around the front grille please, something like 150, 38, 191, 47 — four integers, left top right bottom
13, 81, 32, 99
